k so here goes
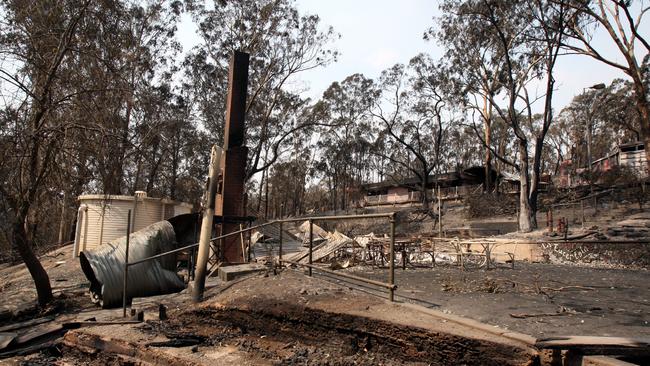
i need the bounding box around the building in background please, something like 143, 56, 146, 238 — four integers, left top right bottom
360, 167, 505, 207
591, 141, 646, 175
557, 142, 647, 188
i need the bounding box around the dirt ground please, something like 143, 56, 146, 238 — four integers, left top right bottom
4, 270, 539, 365
1, 236, 648, 364
0, 245, 92, 321
137, 271, 536, 365
342, 262, 649, 338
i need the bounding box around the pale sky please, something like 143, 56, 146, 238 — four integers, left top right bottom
177, 0, 635, 112
293, 0, 631, 111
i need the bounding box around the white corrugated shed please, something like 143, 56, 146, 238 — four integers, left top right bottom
73, 193, 193, 256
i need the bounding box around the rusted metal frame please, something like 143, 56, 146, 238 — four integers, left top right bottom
220, 51, 250, 263
284, 261, 397, 290
122, 210, 132, 318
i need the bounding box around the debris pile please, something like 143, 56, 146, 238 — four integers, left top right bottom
251, 222, 506, 269
0, 316, 143, 358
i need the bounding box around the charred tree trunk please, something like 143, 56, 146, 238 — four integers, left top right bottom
264, 173, 269, 220
517, 140, 535, 232
13, 211, 52, 306
483, 96, 492, 193
633, 81, 650, 175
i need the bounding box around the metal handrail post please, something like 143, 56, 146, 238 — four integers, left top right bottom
389, 214, 395, 302
279, 221, 283, 267
247, 220, 252, 262
308, 219, 313, 276
122, 210, 132, 318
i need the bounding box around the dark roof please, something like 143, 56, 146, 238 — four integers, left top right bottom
361, 166, 498, 193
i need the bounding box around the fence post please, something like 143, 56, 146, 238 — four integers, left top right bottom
279, 221, 283, 267
308, 220, 313, 277
122, 210, 132, 318
389, 214, 395, 302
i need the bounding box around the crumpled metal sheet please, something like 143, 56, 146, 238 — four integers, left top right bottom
79, 220, 185, 308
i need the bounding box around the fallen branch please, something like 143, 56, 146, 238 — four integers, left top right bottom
541, 286, 595, 292
510, 306, 578, 319
509, 312, 570, 319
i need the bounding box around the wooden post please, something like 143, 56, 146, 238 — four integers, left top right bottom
192, 146, 223, 302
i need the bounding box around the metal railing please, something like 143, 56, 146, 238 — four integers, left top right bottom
121, 212, 397, 317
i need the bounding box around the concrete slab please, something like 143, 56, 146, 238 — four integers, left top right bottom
218, 263, 267, 282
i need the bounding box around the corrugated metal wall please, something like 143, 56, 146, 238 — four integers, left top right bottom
76, 195, 193, 256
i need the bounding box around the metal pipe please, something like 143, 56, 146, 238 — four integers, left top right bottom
308, 220, 313, 277
279, 221, 283, 266
122, 210, 131, 318
128, 242, 200, 266
389, 214, 395, 302
285, 261, 396, 290
192, 146, 223, 302
246, 220, 252, 262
